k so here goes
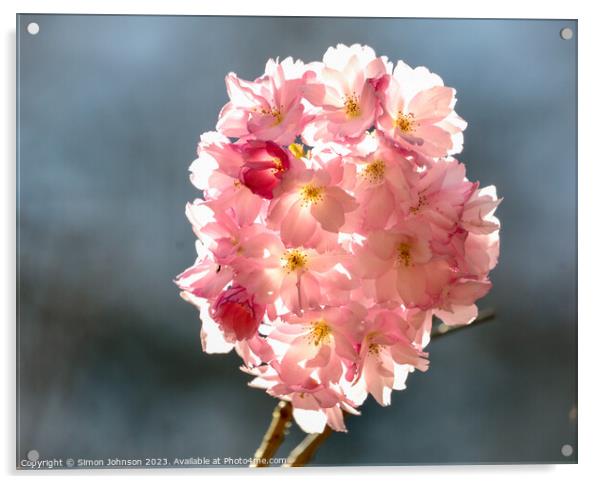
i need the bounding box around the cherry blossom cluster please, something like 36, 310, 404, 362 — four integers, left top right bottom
176, 44, 501, 433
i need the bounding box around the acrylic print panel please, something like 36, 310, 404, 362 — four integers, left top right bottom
16, 15, 577, 468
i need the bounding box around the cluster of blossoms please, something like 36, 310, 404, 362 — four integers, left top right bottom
176, 45, 501, 433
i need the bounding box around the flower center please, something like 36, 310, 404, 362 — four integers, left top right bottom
409, 194, 428, 214
300, 183, 324, 205
281, 248, 308, 273
231, 237, 243, 254
366, 332, 382, 355
271, 157, 285, 173
260, 106, 283, 125
362, 159, 386, 183
394, 112, 417, 133
344, 93, 361, 119
308, 319, 331, 346
396, 242, 412, 267
368, 342, 382, 355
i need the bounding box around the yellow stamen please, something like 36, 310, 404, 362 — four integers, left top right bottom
308, 319, 331, 346
394, 112, 417, 133
366, 332, 382, 355
409, 194, 428, 214
271, 157, 285, 173
288, 143, 305, 159
281, 248, 308, 273
300, 183, 324, 205
260, 106, 283, 125
397, 243, 412, 267
362, 159, 386, 183
368, 342, 382, 355
344, 93, 361, 119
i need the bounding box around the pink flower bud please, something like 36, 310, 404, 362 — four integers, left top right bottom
237, 141, 291, 199
211, 285, 265, 342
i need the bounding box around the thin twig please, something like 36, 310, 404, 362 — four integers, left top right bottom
282, 426, 333, 467
250, 400, 293, 468
279, 308, 497, 467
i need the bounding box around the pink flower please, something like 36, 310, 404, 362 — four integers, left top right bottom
457, 185, 501, 278
402, 158, 477, 241
353, 308, 429, 406
461, 185, 502, 234
432, 278, 492, 326
175, 256, 235, 355
190, 132, 264, 226
268, 305, 364, 386
217, 57, 311, 145
179, 295, 268, 358
235, 334, 276, 368
352, 222, 450, 308
302, 44, 390, 143
376, 61, 467, 157
402, 307, 434, 349
267, 168, 358, 248
346, 133, 414, 231
211, 284, 266, 341
184, 200, 266, 266
175, 242, 232, 301
234, 236, 357, 313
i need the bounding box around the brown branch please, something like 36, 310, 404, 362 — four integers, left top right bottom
282, 425, 333, 467
250, 400, 293, 468
279, 308, 497, 467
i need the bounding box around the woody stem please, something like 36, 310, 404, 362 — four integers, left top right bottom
282, 426, 333, 467
249, 400, 293, 467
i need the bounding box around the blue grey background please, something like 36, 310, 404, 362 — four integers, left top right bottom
16, 15, 577, 467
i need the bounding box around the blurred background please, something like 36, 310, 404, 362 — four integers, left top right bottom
16, 15, 577, 466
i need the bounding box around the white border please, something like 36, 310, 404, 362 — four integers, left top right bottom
2, 1, 600, 482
